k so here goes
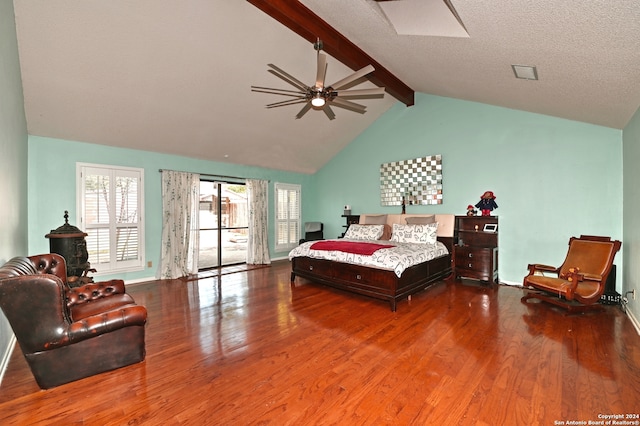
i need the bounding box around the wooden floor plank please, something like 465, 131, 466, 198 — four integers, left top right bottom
1, 260, 639, 425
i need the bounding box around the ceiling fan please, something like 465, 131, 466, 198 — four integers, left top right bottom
251, 39, 385, 120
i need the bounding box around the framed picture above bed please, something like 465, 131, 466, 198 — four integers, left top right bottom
380, 154, 443, 206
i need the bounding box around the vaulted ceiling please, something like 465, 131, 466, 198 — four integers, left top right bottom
13, 0, 640, 174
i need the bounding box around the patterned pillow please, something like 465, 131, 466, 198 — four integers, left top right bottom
391, 223, 438, 244
344, 224, 385, 240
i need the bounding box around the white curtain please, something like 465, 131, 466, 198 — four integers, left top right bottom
157, 170, 200, 279
246, 179, 271, 265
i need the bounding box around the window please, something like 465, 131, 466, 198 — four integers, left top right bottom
274, 182, 301, 251
77, 163, 145, 273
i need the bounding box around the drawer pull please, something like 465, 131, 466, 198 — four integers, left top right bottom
356, 274, 362, 280
309, 265, 313, 271
468, 253, 473, 258
468, 263, 473, 268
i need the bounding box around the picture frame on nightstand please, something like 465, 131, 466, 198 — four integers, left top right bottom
483, 224, 497, 233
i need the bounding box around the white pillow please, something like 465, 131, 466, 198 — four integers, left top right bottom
390, 223, 438, 244
343, 224, 384, 240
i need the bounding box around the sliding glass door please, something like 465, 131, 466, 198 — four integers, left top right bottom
198, 181, 248, 269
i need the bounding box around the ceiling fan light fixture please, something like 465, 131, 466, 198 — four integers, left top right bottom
311, 92, 325, 107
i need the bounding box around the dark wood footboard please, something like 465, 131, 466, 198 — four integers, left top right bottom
291, 253, 452, 311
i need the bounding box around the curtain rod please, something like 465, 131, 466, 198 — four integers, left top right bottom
158, 168, 270, 182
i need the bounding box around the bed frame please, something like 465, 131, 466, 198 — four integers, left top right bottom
290, 214, 454, 311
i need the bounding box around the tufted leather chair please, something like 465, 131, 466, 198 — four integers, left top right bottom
27, 253, 138, 320
0, 254, 147, 388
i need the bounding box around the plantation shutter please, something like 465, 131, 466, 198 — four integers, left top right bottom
275, 183, 300, 251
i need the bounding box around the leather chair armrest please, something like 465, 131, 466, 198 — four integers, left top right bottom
561, 267, 582, 300
66, 279, 126, 308
527, 263, 559, 274
90, 279, 126, 294
69, 293, 136, 321
65, 305, 147, 346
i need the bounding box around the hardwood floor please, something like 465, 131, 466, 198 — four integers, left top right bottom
1, 260, 639, 425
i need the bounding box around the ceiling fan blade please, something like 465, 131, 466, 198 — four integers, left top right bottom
295, 103, 313, 119
330, 64, 375, 90
322, 105, 336, 120
330, 97, 367, 114
251, 86, 306, 97
266, 98, 308, 108
315, 53, 327, 89
334, 87, 385, 98
267, 64, 309, 91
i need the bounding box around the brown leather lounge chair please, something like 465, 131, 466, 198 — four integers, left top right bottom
522, 235, 621, 312
0, 254, 147, 389
25, 253, 136, 319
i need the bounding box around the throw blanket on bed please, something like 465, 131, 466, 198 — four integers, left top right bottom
310, 240, 394, 255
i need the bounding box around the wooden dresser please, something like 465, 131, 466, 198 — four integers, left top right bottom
454, 215, 498, 283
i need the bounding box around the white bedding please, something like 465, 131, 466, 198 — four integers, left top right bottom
288, 239, 449, 278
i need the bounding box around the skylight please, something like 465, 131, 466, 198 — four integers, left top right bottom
377, 0, 469, 38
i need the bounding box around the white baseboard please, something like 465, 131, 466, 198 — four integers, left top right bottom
124, 276, 157, 285
0, 335, 16, 387
498, 279, 522, 287
627, 308, 640, 336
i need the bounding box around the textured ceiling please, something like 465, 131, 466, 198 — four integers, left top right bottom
13, 0, 640, 174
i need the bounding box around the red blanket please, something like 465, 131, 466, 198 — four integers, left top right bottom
310, 240, 394, 256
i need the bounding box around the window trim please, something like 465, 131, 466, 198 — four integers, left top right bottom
274, 182, 301, 252
76, 162, 145, 274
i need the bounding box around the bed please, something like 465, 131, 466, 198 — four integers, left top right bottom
289, 214, 454, 311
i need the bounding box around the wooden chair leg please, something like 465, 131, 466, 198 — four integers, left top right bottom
521, 290, 604, 313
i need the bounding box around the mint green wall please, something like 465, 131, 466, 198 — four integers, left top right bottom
0, 0, 28, 371
0, 0, 28, 260
314, 94, 623, 286
20, 96, 631, 289
28, 136, 314, 282
623, 104, 640, 321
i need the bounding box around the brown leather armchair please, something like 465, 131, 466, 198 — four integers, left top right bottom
25, 253, 136, 320
0, 254, 147, 389
522, 235, 621, 312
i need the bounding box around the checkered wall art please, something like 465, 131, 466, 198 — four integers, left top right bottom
380, 155, 443, 206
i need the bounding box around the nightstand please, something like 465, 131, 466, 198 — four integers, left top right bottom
340, 214, 360, 237
454, 216, 498, 283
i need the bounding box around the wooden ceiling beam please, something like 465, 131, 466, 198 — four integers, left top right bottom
247, 0, 415, 107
